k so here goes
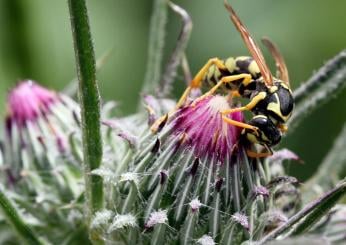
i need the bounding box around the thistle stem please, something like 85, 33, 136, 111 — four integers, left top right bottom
289, 50, 346, 130
141, 0, 168, 95
0, 186, 43, 245
159, 1, 192, 97
68, 0, 103, 236
293, 50, 346, 104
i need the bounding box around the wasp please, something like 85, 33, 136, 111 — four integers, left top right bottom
152, 0, 294, 158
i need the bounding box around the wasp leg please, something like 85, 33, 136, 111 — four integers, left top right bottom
150, 113, 169, 133
222, 116, 259, 136
227, 90, 241, 103
191, 58, 227, 88
176, 57, 227, 108
221, 91, 267, 115
246, 144, 273, 158
230, 90, 241, 98
151, 58, 226, 133
144, 104, 157, 125
192, 73, 252, 106
205, 73, 251, 96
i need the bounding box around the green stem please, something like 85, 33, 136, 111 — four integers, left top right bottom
0, 186, 43, 245
289, 50, 346, 130
293, 50, 346, 104
141, 0, 169, 95
159, 1, 192, 97
68, 0, 103, 236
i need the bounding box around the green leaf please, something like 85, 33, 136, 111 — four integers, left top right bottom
259, 179, 346, 244
141, 0, 169, 95
0, 185, 43, 245
290, 180, 346, 236
159, 1, 193, 97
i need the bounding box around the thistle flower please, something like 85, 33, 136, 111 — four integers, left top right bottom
6, 80, 78, 136
92, 94, 300, 244
1, 80, 85, 242
1, 1, 346, 244
91, 78, 346, 244
3, 80, 82, 196
171, 95, 243, 163
4, 80, 81, 173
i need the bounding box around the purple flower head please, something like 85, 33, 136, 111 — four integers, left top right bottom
3, 80, 81, 182
6, 80, 58, 129
171, 95, 244, 163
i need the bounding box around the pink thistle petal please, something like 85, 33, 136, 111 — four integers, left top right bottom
171, 95, 244, 163
4, 80, 81, 171
6, 80, 58, 128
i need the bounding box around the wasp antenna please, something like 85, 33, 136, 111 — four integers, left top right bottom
261, 37, 290, 85
223, 0, 273, 86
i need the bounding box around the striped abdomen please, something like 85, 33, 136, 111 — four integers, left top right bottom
203, 56, 261, 92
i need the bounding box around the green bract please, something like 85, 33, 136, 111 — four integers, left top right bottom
0, 1, 346, 244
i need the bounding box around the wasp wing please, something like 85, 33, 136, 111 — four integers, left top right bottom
262, 37, 290, 85
224, 0, 273, 86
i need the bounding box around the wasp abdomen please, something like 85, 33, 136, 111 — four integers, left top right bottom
204, 56, 261, 91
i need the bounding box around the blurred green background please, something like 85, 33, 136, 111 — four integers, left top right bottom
0, 0, 346, 180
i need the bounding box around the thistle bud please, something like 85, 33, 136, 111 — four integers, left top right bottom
4, 80, 81, 173
5, 80, 80, 174
103, 95, 280, 243
2, 80, 84, 241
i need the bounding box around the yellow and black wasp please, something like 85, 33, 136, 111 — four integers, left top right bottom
152, 0, 294, 158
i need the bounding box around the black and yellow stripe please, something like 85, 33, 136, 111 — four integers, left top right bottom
203, 56, 261, 92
